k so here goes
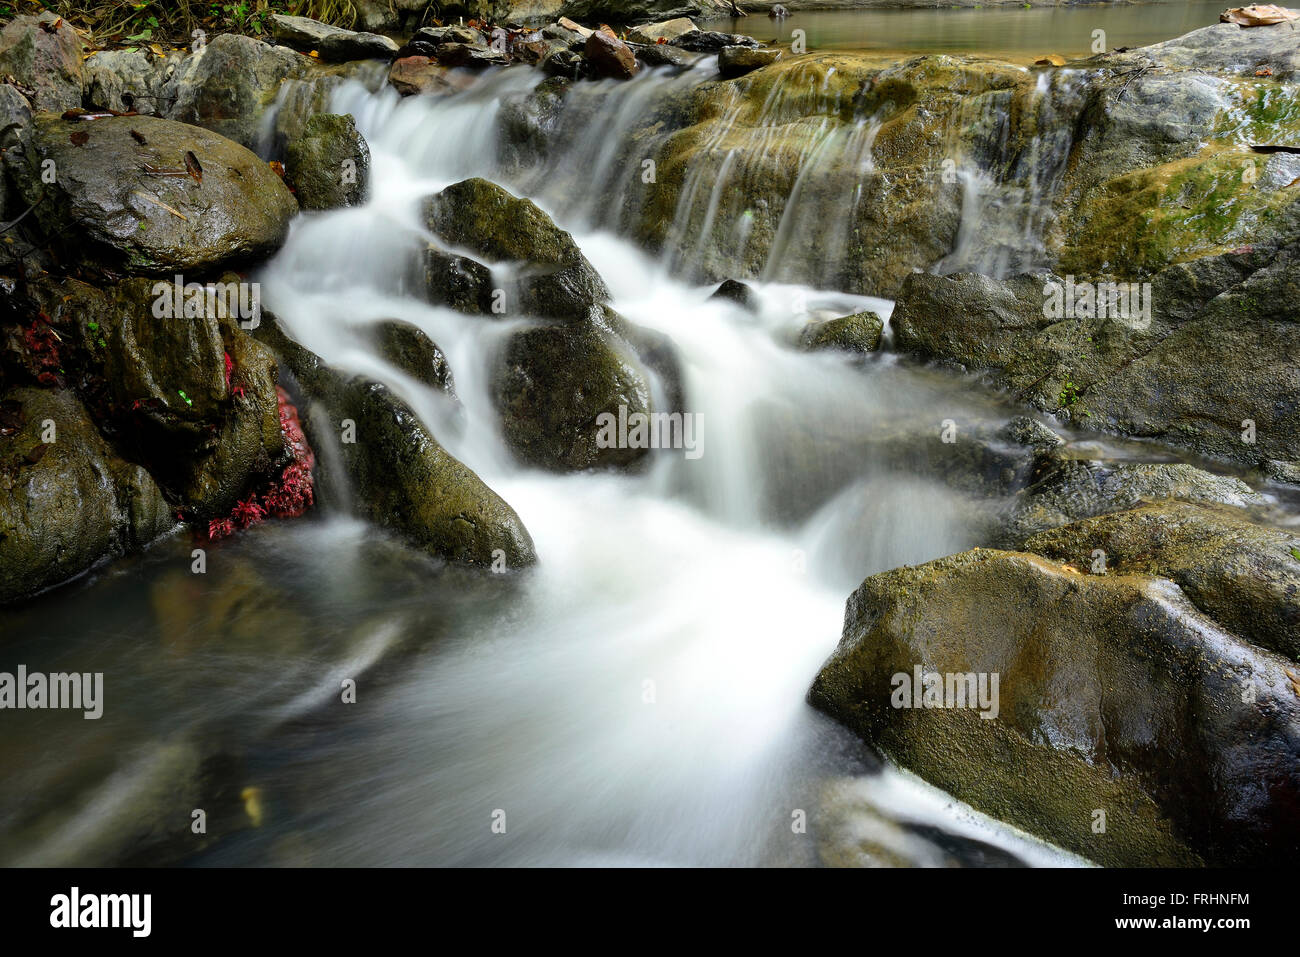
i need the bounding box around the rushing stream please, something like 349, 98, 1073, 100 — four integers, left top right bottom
26, 15, 1290, 864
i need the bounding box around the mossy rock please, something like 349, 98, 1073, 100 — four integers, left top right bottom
286, 112, 371, 211
799, 310, 884, 354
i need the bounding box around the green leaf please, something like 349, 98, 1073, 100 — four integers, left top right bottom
1290, 547, 1300, 562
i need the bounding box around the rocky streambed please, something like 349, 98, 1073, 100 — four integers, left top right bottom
1, 7, 1299, 867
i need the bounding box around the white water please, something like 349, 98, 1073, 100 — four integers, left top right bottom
231, 72, 1084, 866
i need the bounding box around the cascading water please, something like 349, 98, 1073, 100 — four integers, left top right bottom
0, 65, 1087, 868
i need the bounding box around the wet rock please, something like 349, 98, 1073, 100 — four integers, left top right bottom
561, 0, 729, 23
388, 56, 476, 97
269, 14, 399, 62
718, 45, 780, 79
356, 0, 433, 33
0, 387, 174, 604
424, 246, 496, 315
891, 245, 1300, 467
1256, 458, 1300, 486
1122, 20, 1300, 79
370, 320, 456, 394
493, 319, 653, 471
708, 278, 758, 310
584, 31, 639, 80
1002, 458, 1267, 544
632, 42, 698, 71
436, 43, 511, 69
254, 317, 535, 568
286, 112, 371, 210
3, 274, 284, 518
799, 310, 883, 354
997, 415, 1065, 455
413, 26, 485, 47
4, 115, 297, 275
0, 13, 84, 113
1025, 500, 1300, 661
424, 178, 610, 320
672, 30, 760, 53
627, 18, 698, 45
809, 547, 1300, 866
169, 34, 306, 150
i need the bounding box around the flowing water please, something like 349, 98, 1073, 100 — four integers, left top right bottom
3, 35, 1232, 867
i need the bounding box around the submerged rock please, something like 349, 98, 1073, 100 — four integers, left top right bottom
708, 278, 758, 311
285, 112, 371, 210
810, 546, 1300, 866
5, 115, 297, 275
0, 387, 174, 604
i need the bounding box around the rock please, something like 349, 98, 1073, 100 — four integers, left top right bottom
3, 275, 285, 518
355, 0, 434, 33
708, 278, 758, 310
632, 41, 698, 71
584, 31, 639, 80
0, 84, 31, 149
769, 4, 790, 18
0, 387, 174, 604
423, 178, 610, 320
493, 319, 653, 471
1002, 458, 1268, 544
1024, 500, 1300, 661
672, 30, 760, 53
0, 13, 84, 113
997, 415, 1065, 455
169, 34, 306, 150
269, 14, 399, 62
718, 45, 780, 79
556, 18, 594, 39
1257, 458, 1300, 486
4, 115, 297, 275
388, 56, 476, 97
809, 547, 1300, 866
254, 317, 535, 568
424, 246, 496, 315
799, 310, 884, 354
891, 248, 1300, 467
560, 0, 730, 24
627, 18, 698, 45
436, 43, 511, 69
82, 48, 187, 115
413, 25, 485, 46
1128, 20, 1300, 79
370, 320, 456, 394
286, 112, 371, 210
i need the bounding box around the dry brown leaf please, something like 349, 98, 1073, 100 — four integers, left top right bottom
1220, 4, 1300, 26
183, 150, 203, 185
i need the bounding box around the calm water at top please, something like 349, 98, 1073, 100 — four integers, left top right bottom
711, 0, 1229, 59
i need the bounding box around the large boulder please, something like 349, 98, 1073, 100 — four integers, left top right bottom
83, 48, 187, 114
268, 14, 399, 62
5, 115, 298, 275
285, 112, 371, 210
810, 546, 1300, 866
0, 387, 174, 604
255, 317, 535, 568
0, 13, 84, 112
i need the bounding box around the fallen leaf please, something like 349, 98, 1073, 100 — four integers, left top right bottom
149, 43, 165, 57
1256, 67, 1274, 76
184, 150, 203, 185
1221, 4, 1300, 26
69, 130, 88, 147
23, 443, 48, 465
268, 160, 286, 178
130, 128, 147, 145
